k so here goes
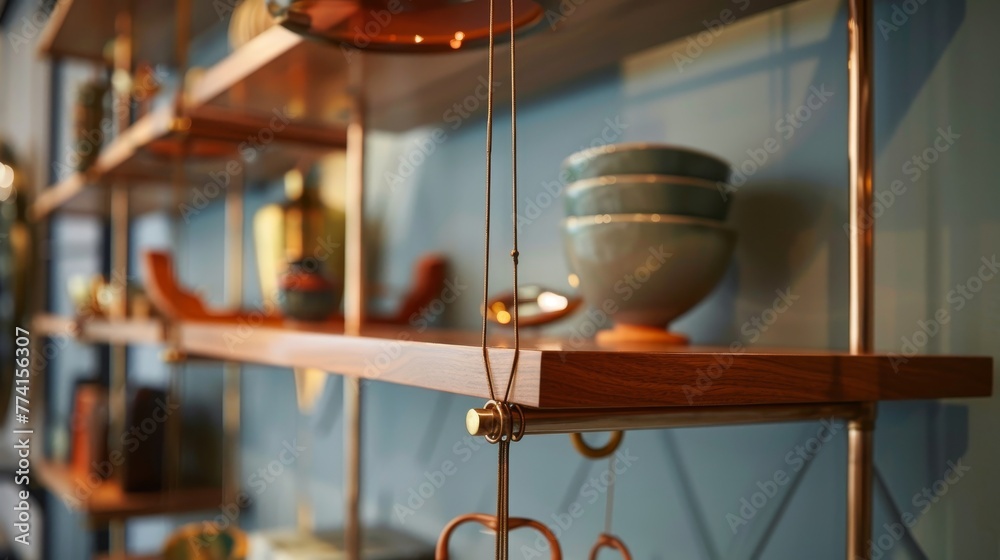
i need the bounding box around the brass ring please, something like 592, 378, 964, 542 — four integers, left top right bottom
485, 400, 514, 443
571, 431, 623, 459
510, 403, 525, 441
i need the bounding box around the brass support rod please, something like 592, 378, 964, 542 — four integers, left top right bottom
108, 183, 129, 446
344, 63, 366, 335
108, 183, 128, 559
344, 376, 362, 560
847, 404, 876, 560
108, 12, 131, 560
174, 0, 192, 115
112, 0, 132, 134
223, 171, 244, 507
343, 60, 367, 560
467, 402, 872, 438
109, 520, 126, 559
848, 0, 874, 355
847, 0, 875, 552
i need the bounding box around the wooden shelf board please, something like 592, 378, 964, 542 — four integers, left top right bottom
95, 555, 160, 560
37, 0, 222, 65
32, 314, 165, 345
29, 102, 346, 219
191, 0, 801, 132
177, 321, 993, 409
37, 462, 221, 522
31, 313, 78, 337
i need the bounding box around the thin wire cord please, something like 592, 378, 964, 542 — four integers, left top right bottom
498, 440, 510, 558
604, 454, 616, 534
503, 0, 521, 405
481, 0, 498, 403
480, 1, 522, 558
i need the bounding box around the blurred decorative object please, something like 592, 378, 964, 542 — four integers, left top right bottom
143, 250, 449, 325
177, 401, 224, 489
436, 514, 560, 559
130, 284, 155, 319
0, 141, 30, 421
164, 523, 247, 560
131, 62, 163, 117
122, 387, 168, 492
563, 143, 731, 183
279, 258, 341, 321
560, 143, 735, 344
96, 277, 126, 317
564, 175, 731, 220
247, 526, 433, 559
385, 254, 448, 324
588, 534, 632, 559
229, 0, 277, 50
67, 274, 102, 316
294, 367, 328, 413
269, 0, 557, 52
254, 165, 346, 312
562, 214, 735, 345
69, 380, 109, 478
143, 251, 251, 322
486, 285, 581, 327
73, 80, 108, 171
67, 274, 128, 317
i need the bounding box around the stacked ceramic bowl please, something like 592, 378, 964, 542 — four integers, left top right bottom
561, 143, 737, 343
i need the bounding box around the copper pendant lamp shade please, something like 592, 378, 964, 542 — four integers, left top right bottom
269, 0, 554, 52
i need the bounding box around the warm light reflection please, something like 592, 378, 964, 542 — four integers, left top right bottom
567, 273, 580, 288
496, 310, 511, 324
449, 39, 462, 49
0, 164, 14, 201
537, 291, 569, 312
414, 34, 424, 43
454, 31, 465, 40
490, 301, 507, 313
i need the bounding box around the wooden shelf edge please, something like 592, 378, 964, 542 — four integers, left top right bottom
29, 173, 92, 220
29, 97, 345, 219
189, 26, 305, 109
32, 314, 166, 345
37, 461, 222, 521
176, 320, 993, 409
35, 0, 103, 62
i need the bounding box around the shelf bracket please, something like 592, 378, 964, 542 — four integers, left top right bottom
466, 402, 872, 438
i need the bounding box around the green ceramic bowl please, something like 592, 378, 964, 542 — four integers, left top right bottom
563, 143, 731, 183
564, 175, 731, 219
562, 214, 736, 328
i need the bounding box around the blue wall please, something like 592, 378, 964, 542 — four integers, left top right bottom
5, 0, 997, 556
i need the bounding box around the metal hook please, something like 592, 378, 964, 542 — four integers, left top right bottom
588, 533, 633, 560
435, 513, 562, 560
571, 431, 624, 459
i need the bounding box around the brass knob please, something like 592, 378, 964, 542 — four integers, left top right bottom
466, 408, 494, 437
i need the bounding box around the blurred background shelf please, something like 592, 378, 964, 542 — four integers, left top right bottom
37, 0, 221, 64
37, 462, 223, 523
193, 0, 803, 132
30, 0, 807, 219
30, 100, 347, 219
33, 314, 165, 345
176, 320, 993, 408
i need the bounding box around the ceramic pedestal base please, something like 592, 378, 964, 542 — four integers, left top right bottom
595, 324, 689, 346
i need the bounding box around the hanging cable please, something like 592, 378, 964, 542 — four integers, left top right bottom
481, 0, 498, 404
478, 0, 522, 557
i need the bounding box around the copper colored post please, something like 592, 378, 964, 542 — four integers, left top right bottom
847, 0, 876, 553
